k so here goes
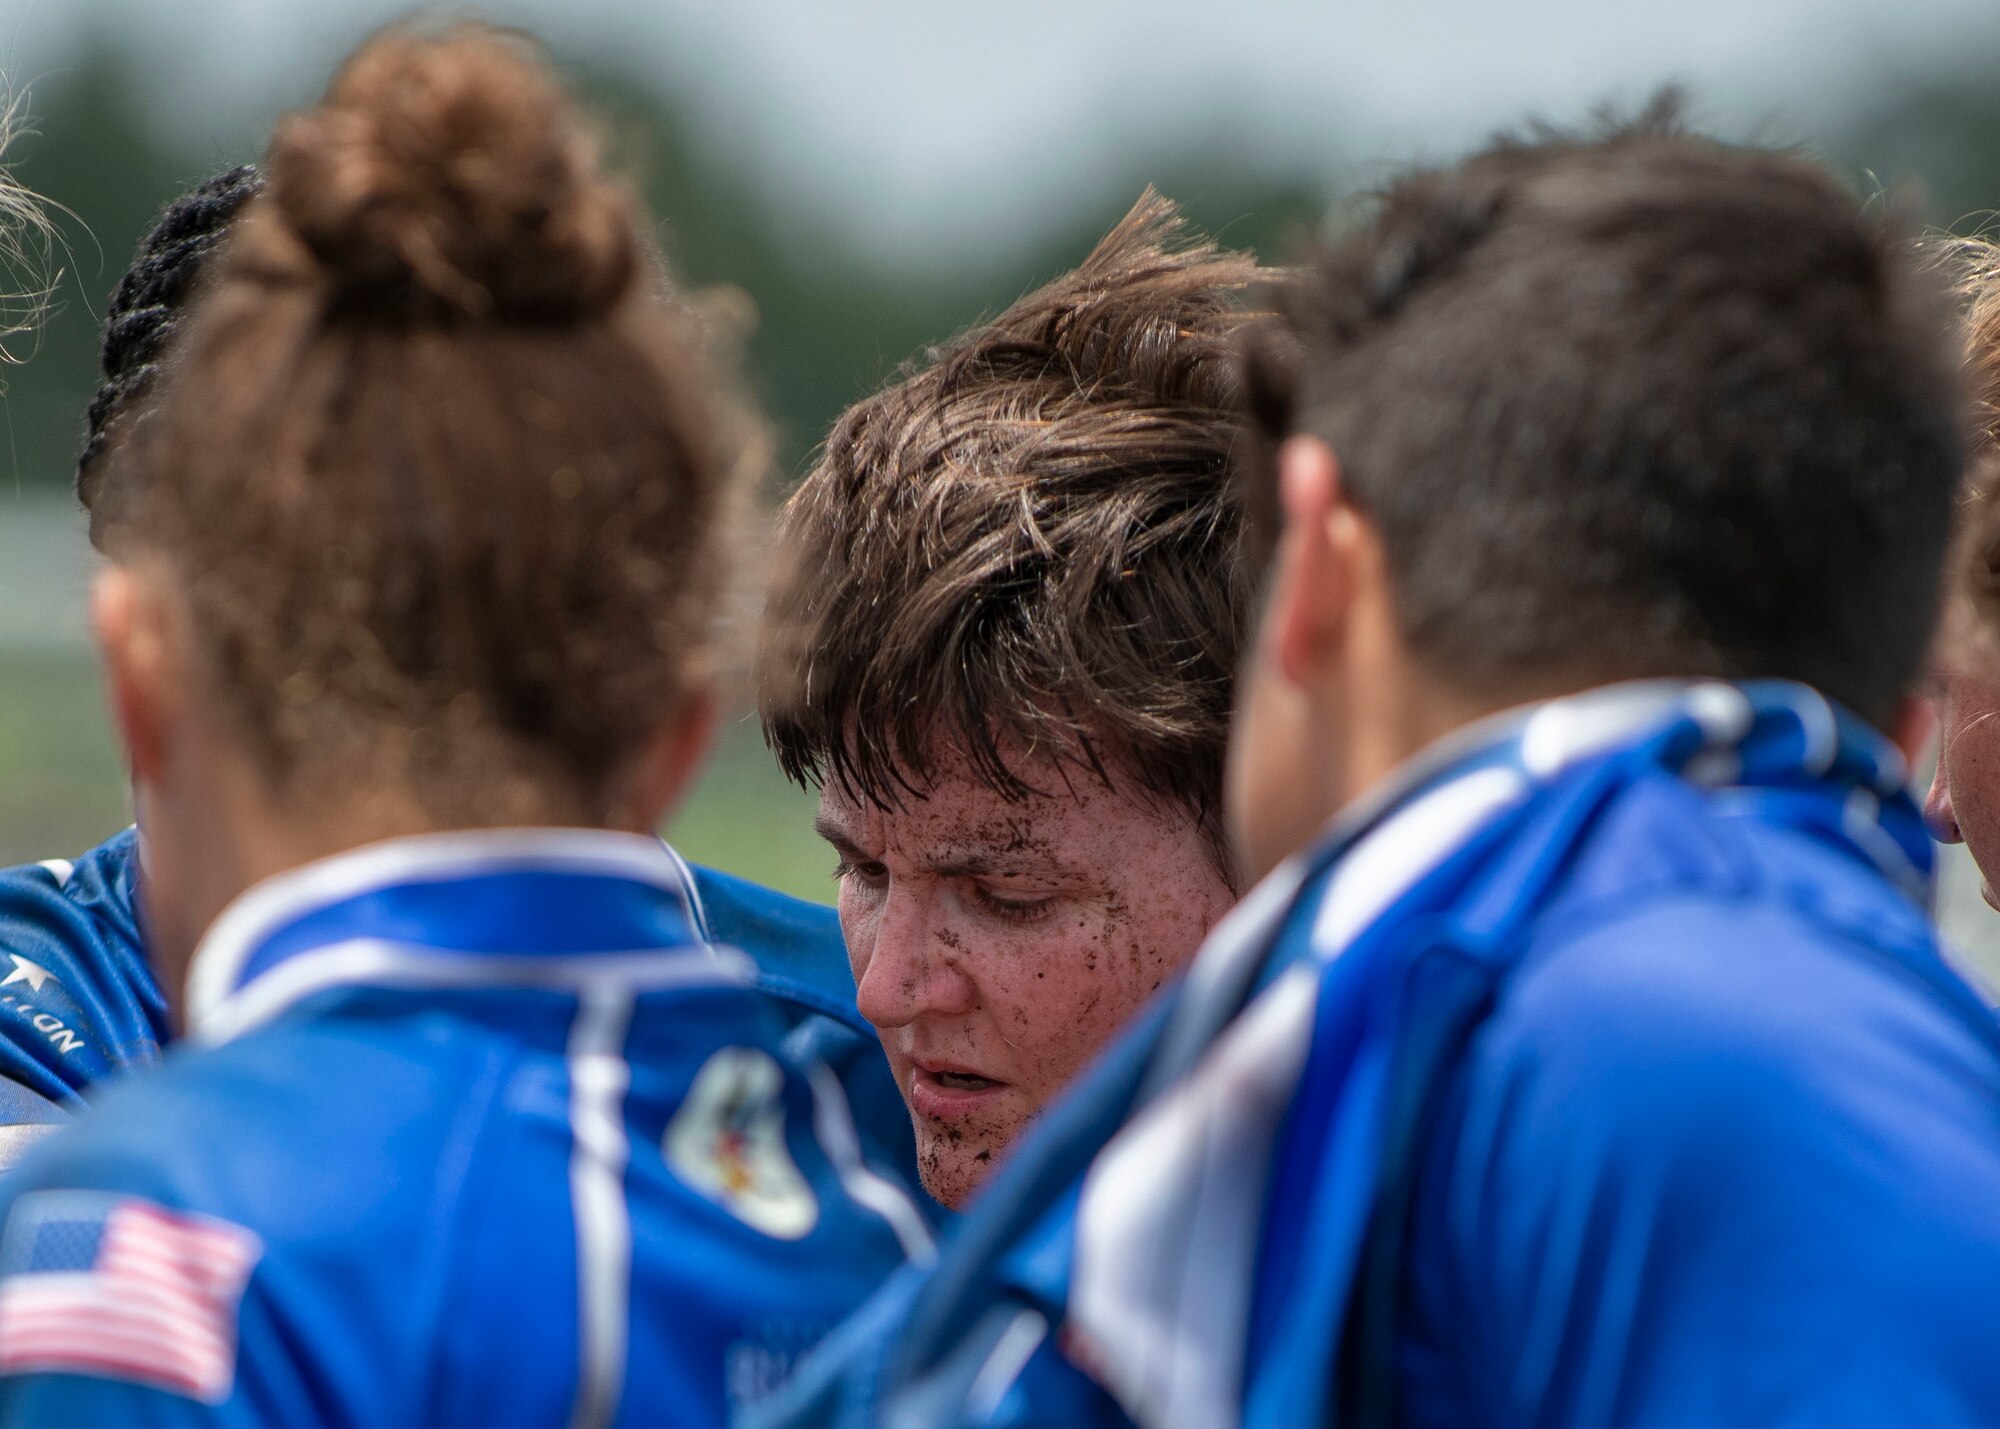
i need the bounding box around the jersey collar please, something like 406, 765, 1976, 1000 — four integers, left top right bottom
186, 829, 747, 1045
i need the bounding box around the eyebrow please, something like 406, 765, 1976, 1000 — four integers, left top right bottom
812, 813, 863, 857
809, 814, 1078, 880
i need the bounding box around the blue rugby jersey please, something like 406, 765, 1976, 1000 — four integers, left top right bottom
0, 829, 933, 1426
0, 831, 158, 1139
0, 830, 919, 1198
765, 681, 2000, 1429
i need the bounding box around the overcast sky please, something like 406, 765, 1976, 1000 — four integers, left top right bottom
3, 0, 1997, 258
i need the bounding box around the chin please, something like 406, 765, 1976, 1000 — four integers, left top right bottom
915, 1136, 999, 1210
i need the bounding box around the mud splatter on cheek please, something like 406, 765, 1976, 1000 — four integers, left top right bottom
1126, 930, 1157, 989
1088, 896, 1138, 993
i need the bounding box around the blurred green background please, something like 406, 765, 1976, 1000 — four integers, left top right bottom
7, 1, 2000, 929
0, 10, 1336, 901
0, 650, 834, 899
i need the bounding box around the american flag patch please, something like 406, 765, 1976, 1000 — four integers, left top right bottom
0, 1192, 261, 1403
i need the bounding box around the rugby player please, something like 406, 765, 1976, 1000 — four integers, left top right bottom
758, 195, 1269, 1207
0, 26, 924, 1424
0, 176, 913, 1189
769, 115, 2000, 1428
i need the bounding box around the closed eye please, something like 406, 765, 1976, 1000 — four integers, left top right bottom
832, 854, 889, 890
966, 882, 1059, 926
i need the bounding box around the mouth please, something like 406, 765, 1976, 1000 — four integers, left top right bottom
932, 1069, 1000, 1091
908, 1060, 1008, 1117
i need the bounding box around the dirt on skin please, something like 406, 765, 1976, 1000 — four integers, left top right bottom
819, 740, 1238, 1208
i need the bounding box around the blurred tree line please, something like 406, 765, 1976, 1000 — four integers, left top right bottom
0, 40, 1322, 498
0, 36, 1992, 499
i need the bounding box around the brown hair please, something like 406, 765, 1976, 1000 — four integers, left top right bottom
1934, 236, 2000, 676
1240, 107, 1964, 727
96, 24, 759, 822
757, 191, 1268, 867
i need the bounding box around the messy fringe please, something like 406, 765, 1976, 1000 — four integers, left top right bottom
758, 189, 1272, 866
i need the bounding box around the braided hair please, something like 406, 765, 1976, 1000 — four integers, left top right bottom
76, 165, 262, 535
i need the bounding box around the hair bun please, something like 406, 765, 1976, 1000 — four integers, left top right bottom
264, 25, 637, 322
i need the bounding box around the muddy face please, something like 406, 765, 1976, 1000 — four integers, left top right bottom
1929, 668, 2000, 911
815, 745, 1235, 1208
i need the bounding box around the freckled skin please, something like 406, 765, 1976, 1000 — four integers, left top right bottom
1927, 670, 2000, 910
817, 745, 1235, 1208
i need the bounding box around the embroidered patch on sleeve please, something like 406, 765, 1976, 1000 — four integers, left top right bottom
0, 1191, 262, 1403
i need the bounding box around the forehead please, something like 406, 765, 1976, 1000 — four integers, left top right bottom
815, 740, 1190, 869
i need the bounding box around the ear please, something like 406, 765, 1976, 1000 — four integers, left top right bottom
91, 565, 180, 789
617, 685, 720, 834
1267, 435, 1362, 689
1887, 692, 1937, 775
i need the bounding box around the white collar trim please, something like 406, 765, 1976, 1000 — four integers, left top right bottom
185, 828, 704, 1032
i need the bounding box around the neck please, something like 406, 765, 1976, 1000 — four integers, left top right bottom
139, 761, 460, 1030
1343, 678, 1481, 808
1334, 661, 1537, 813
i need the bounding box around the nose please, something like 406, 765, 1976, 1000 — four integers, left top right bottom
852, 881, 978, 1030
1925, 760, 1963, 845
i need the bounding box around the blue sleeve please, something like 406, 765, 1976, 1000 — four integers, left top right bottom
0, 1027, 489, 1428
0, 1161, 286, 1426
745, 1261, 927, 1429
751, 1262, 1125, 1429
0, 832, 164, 1131
689, 864, 929, 1218
1421, 897, 2000, 1428
691, 864, 860, 1028
0, 1338, 271, 1428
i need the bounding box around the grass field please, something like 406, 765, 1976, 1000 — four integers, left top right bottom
0, 649, 837, 905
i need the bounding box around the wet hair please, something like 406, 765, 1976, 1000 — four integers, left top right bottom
77, 164, 263, 541
758, 191, 1268, 868
1240, 105, 1966, 726
96, 24, 759, 822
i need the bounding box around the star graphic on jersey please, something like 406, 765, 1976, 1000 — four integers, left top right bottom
1, 955, 55, 994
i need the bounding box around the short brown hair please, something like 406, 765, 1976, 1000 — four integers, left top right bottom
758, 192, 1266, 863
98, 24, 759, 822
1241, 108, 1964, 726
